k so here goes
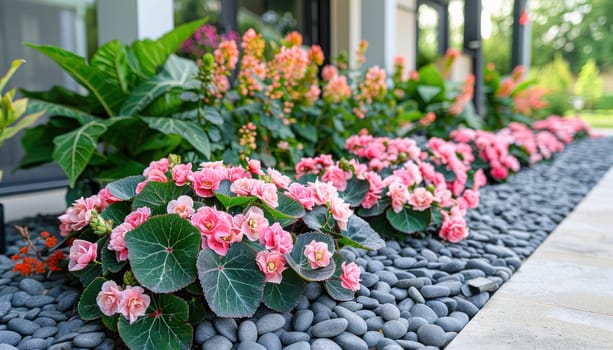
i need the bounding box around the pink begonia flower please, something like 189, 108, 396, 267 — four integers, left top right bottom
473, 169, 487, 189
97, 187, 120, 211
491, 166, 509, 181
119, 286, 150, 324
143, 158, 169, 177
434, 187, 454, 208
329, 196, 352, 231
192, 168, 223, 198
321, 65, 338, 81
303, 240, 332, 269
234, 207, 268, 241
146, 168, 169, 183
124, 207, 151, 228
135, 181, 147, 194
340, 262, 361, 291
267, 168, 291, 190
58, 196, 99, 236
285, 183, 315, 210
321, 165, 351, 191
439, 210, 469, 243
251, 181, 279, 208
191, 207, 238, 256
387, 182, 409, 213
108, 222, 133, 261
231, 178, 258, 196
167, 195, 195, 219
260, 223, 293, 254
171, 163, 193, 186
226, 166, 250, 182
256, 250, 287, 284
459, 189, 480, 210
309, 181, 339, 206
419, 162, 437, 184
68, 239, 98, 271
247, 158, 264, 175
408, 188, 434, 211
96, 280, 122, 316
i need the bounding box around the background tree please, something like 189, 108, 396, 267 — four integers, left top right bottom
574, 59, 604, 108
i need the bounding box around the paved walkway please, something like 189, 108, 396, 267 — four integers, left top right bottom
447, 166, 613, 350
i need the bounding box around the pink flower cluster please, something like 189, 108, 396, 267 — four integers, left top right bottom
58, 187, 120, 237
108, 207, 151, 261
96, 280, 150, 324
533, 116, 592, 144
448, 74, 475, 116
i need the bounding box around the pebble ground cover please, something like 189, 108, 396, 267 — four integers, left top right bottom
1, 136, 612, 350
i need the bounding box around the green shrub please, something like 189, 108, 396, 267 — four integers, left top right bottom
575, 59, 603, 109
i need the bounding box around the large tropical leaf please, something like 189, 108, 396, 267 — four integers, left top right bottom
197, 243, 265, 318
25, 43, 125, 116
118, 294, 192, 350
0, 59, 24, 92
126, 214, 201, 293
120, 55, 198, 116
26, 99, 95, 125
52, 118, 120, 187
91, 40, 130, 93
127, 19, 206, 78
140, 116, 210, 158
0, 110, 44, 142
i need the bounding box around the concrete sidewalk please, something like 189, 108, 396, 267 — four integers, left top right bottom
447, 167, 613, 350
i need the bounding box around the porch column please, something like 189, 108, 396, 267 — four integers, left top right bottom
463, 0, 483, 116
97, 0, 174, 45
511, 0, 531, 70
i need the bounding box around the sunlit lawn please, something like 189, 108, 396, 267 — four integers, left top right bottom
575, 110, 613, 129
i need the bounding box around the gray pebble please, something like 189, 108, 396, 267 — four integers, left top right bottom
304, 282, 322, 300
0, 345, 18, 350
333, 306, 367, 335
360, 272, 379, 288
16, 338, 47, 350
0, 302, 10, 318
79, 323, 103, 333
72, 332, 105, 348
48, 342, 72, 350
292, 310, 313, 332
283, 341, 310, 350
7, 318, 40, 335
311, 338, 342, 350
381, 319, 408, 339
407, 317, 428, 332
56, 291, 80, 312
257, 333, 281, 350
237, 320, 257, 342
376, 271, 398, 286
280, 331, 309, 345
395, 339, 423, 350
417, 324, 447, 347
426, 300, 448, 317
466, 259, 497, 275
454, 297, 479, 317
376, 338, 397, 350
393, 257, 417, 269
11, 292, 30, 307
213, 318, 237, 342
380, 303, 400, 321
256, 313, 285, 335
25, 296, 55, 309
435, 316, 464, 332
32, 326, 57, 338
202, 335, 232, 350
420, 285, 450, 299
409, 304, 437, 323
195, 321, 217, 344
334, 332, 369, 350
367, 260, 385, 273
19, 279, 45, 296
363, 330, 384, 347
95, 338, 115, 350
37, 311, 67, 322
382, 344, 404, 350
311, 318, 348, 338
356, 296, 379, 309
0, 330, 21, 345
407, 287, 425, 304
237, 341, 266, 350
370, 290, 395, 304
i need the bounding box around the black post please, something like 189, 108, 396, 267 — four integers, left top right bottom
0, 203, 5, 254
511, 0, 530, 69
463, 0, 483, 116
438, 1, 449, 54
220, 0, 239, 34
303, 0, 331, 64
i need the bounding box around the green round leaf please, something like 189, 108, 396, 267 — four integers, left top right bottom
126, 214, 201, 293
102, 314, 119, 332
197, 243, 265, 318
263, 193, 306, 227
107, 175, 146, 200
286, 232, 336, 282
386, 207, 432, 234
77, 277, 105, 320
302, 206, 329, 231
324, 254, 355, 302
118, 294, 192, 350
263, 268, 305, 313
100, 201, 132, 224
357, 197, 390, 217
340, 215, 385, 251
132, 181, 187, 215
339, 178, 369, 207
72, 260, 102, 287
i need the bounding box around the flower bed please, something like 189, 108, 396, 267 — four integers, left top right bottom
2, 136, 612, 350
